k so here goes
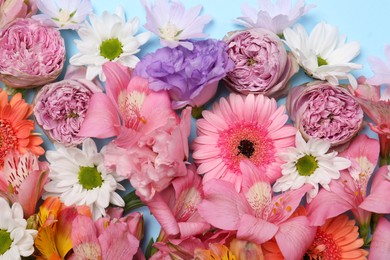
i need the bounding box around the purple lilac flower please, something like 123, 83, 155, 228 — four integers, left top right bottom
134, 39, 234, 109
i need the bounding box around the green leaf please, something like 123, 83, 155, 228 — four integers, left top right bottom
145, 237, 158, 259
122, 190, 145, 214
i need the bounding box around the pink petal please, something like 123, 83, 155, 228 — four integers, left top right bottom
71, 215, 101, 257
78, 93, 120, 138
178, 221, 210, 239
197, 179, 252, 230
240, 160, 270, 193
360, 166, 390, 214
369, 217, 390, 260
237, 214, 278, 244
275, 216, 316, 260
103, 62, 131, 107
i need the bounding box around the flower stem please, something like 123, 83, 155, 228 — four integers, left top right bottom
359, 223, 371, 247
122, 190, 145, 214
379, 134, 390, 166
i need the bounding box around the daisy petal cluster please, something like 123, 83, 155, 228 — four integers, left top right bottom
141, 0, 212, 50
284, 22, 362, 87
33, 0, 93, 30
70, 7, 150, 81
236, 0, 315, 35
273, 131, 351, 202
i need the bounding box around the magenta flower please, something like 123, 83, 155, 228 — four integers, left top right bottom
0, 18, 65, 89
197, 160, 315, 260
0, 150, 49, 218
134, 39, 234, 109
34, 66, 102, 146
145, 165, 210, 239
141, 0, 212, 50
235, 0, 315, 35
71, 212, 144, 259
224, 28, 298, 98
288, 81, 364, 147
0, 0, 37, 29
350, 76, 390, 165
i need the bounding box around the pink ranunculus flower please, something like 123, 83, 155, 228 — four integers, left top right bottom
0, 18, 65, 88
145, 165, 210, 239
197, 160, 315, 260
34, 66, 102, 146
223, 28, 299, 98
0, 0, 37, 29
287, 81, 364, 147
0, 149, 49, 218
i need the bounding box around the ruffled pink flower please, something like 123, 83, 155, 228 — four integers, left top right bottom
349, 76, 390, 165
0, 18, 65, 88
79, 62, 177, 149
192, 93, 296, 190
145, 165, 210, 239
71, 212, 144, 260
197, 160, 315, 260
306, 135, 382, 242
0, 0, 37, 29
288, 81, 364, 147
103, 107, 191, 201
0, 150, 49, 218
223, 28, 298, 98
34, 66, 102, 146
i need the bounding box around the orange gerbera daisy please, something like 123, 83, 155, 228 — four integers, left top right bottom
0, 89, 44, 167
305, 214, 368, 260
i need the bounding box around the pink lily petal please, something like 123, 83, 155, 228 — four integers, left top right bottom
197, 179, 252, 230
275, 216, 316, 259
360, 166, 390, 214
78, 93, 121, 138
237, 213, 278, 244
71, 215, 101, 258
103, 62, 132, 108
369, 217, 390, 260
178, 221, 210, 239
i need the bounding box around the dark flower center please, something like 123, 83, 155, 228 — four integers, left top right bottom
237, 139, 255, 158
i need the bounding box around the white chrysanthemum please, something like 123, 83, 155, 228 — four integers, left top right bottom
283, 22, 362, 88
0, 198, 37, 260
273, 132, 351, 202
70, 7, 150, 81
43, 138, 125, 220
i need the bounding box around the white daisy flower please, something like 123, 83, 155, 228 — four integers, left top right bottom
0, 198, 37, 260
43, 138, 125, 220
69, 7, 150, 81
283, 22, 362, 88
273, 131, 351, 202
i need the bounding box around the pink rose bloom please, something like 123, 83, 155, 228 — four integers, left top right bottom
0, 0, 37, 28
34, 66, 102, 146
287, 81, 363, 147
0, 18, 65, 88
224, 28, 298, 98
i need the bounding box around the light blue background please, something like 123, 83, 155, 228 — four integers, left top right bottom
29, 0, 390, 250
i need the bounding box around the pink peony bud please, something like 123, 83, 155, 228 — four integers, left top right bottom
0, 18, 65, 88
223, 28, 298, 98
34, 67, 102, 146
0, 0, 37, 29
287, 81, 364, 147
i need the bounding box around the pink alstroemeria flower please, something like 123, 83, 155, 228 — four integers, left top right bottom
71, 212, 145, 260
369, 217, 390, 260
197, 160, 315, 260
306, 134, 381, 241
0, 150, 49, 218
145, 165, 210, 240
350, 76, 390, 165
79, 62, 177, 148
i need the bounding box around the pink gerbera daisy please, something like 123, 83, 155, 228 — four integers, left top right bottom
192, 93, 296, 190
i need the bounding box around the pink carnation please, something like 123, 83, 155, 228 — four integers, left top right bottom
0, 18, 65, 88
223, 28, 298, 98
287, 81, 364, 147
0, 0, 37, 29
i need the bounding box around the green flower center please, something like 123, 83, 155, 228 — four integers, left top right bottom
0, 230, 12, 255
296, 155, 318, 176
78, 166, 103, 190
317, 56, 328, 66
100, 38, 123, 61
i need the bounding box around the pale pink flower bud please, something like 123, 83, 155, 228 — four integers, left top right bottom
287, 81, 364, 147
0, 18, 65, 88
224, 28, 298, 98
